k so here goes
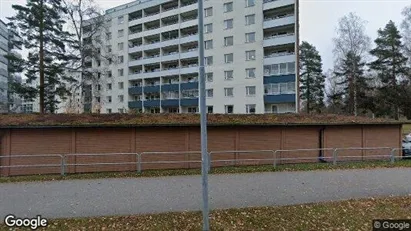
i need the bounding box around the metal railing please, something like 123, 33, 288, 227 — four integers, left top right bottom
0, 147, 407, 177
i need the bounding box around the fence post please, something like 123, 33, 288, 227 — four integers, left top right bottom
60, 155, 65, 176
273, 150, 277, 168
390, 149, 395, 164
333, 149, 338, 165
137, 153, 142, 173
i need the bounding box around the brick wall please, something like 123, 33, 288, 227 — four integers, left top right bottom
0, 124, 402, 176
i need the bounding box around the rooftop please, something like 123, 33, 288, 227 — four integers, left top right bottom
0, 113, 403, 128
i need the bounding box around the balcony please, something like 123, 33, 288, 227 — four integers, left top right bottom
129, 86, 143, 94
144, 99, 160, 107
263, 74, 295, 84
161, 99, 179, 107
264, 52, 296, 65
263, 14, 295, 29
129, 44, 143, 53
144, 85, 160, 93
161, 83, 179, 91
263, 0, 295, 10
129, 101, 143, 109
180, 49, 198, 59
180, 65, 198, 75
263, 33, 296, 47
264, 94, 296, 103
181, 82, 198, 90
181, 98, 198, 106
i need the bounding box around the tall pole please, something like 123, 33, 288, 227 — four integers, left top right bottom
198, 0, 210, 230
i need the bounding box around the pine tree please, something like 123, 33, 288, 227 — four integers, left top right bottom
334, 51, 370, 115
369, 20, 410, 120
299, 41, 325, 113
8, 0, 77, 113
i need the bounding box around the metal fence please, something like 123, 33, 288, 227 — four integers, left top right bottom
0, 146, 407, 177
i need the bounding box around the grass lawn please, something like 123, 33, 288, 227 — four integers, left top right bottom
1, 196, 410, 231
1, 159, 411, 184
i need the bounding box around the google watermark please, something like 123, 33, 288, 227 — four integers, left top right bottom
373, 220, 411, 231
4, 215, 48, 230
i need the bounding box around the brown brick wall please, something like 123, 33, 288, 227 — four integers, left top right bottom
0, 124, 402, 176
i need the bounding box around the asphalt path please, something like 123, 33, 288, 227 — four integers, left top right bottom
0, 168, 410, 221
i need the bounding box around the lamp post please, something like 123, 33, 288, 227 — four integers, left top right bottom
198, 0, 209, 230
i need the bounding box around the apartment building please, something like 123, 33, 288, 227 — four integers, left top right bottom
85, 0, 299, 114
0, 20, 8, 113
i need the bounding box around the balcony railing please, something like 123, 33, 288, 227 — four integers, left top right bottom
264, 13, 295, 22
144, 54, 160, 59
129, 43, 142, 48
264, 32, 295, 40
162, 36, 179, 41
181, 1, 197, 7
145, 12, 159, 17
264, 51, 295, 58
181, 32, 198, 38
163, 6, 178, 12
163, 51, 179, 56
182, 17, 197, 22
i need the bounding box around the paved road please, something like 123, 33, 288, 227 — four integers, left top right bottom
0, 168, 411, 220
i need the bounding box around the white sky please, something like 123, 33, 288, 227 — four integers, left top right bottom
1, 0, 410, 70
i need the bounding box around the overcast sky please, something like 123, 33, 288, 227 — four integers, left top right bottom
1, 0, 410, 70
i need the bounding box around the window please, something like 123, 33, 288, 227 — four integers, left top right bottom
118, 95, 124, 102
246, 68, 256, 78
96, 60, 101, 66
150, 108, 160, 114
287, 82, 295, 93
106, 45, 112, 52
107, 109, 112, 113
205, 7, 213, 17
118, 42, 124, 51
224, 2, 233, 12
206, 73, 213, 82
118, 29, 124, 37
205, 24, 213, 33
245, 14, 255, 25
224, 70, 233, 80
97, 84, 101, 91
182, 89, 199, 98
205, 56, 213, 66
288, 62, 295, 74
207, 106, 213, 114
246, 50, 256, 61
118, 69, 124, 76
107, 71, 112, 77
224, 19, 233, 29
107, 96, 112, 103
224, 88, 234, 97
224, 36, 234, 46
246, 0, 255, 7
118, 108, 124, 113
106, 32, 112, 40
118, 56, 124, 63
245, 32, 256, 43
246, 86, 256, 96
188, 107, 198, 113
206, 89, 213, 98
225, 105, 234, 114
118, 16, 124, 24
168, 108, 179, 113
272, 105, 278, 114
246, 104, 256, 114
224, 53, 233, 63
264, 82, 296, 95
107, 83, 112, 90
118, 82, 124, 89
205, 40, 213, 50
280, 63, 287, 74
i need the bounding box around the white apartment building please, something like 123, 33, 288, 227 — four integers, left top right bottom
84, 0, 300, 114
0, 20, 8, 113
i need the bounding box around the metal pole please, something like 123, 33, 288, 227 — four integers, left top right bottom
198, 1, 210, 230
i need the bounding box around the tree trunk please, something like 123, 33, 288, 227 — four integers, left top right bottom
39, 0, 45, 113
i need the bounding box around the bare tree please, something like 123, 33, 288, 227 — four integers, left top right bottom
332, 12, 371, 116
401, 5, 411, 65
63, 0, 115, 113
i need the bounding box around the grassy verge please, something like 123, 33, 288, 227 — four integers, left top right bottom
1, 196, 410, 231
1, 159, 411, 184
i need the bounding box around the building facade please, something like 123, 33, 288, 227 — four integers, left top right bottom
0, 20, 8, 113
84, 0, 300, 114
